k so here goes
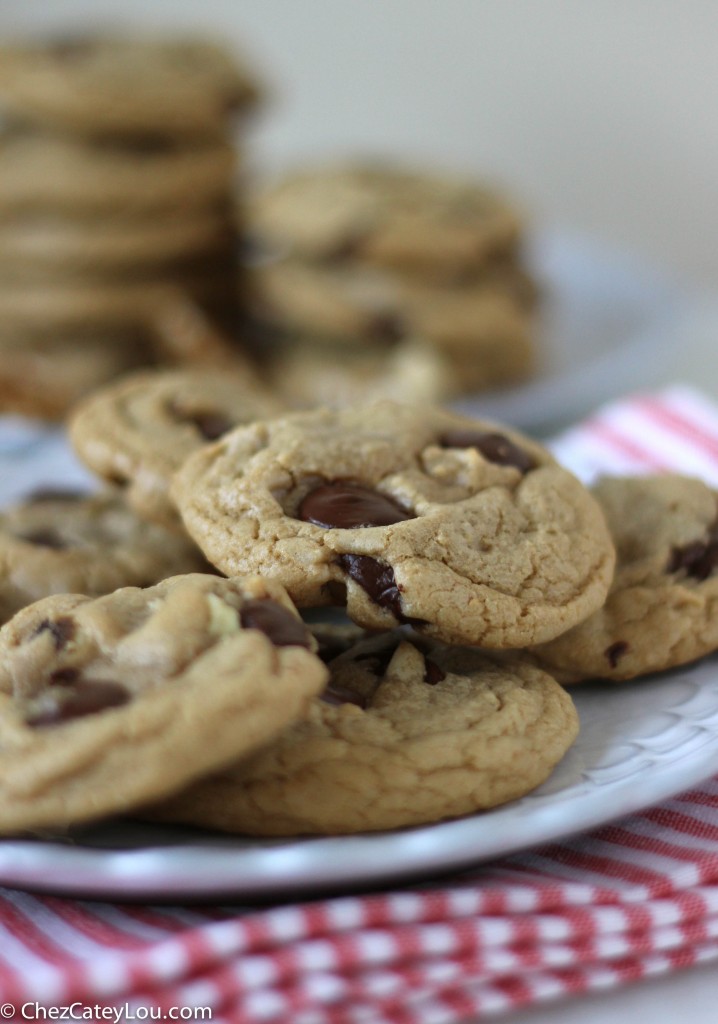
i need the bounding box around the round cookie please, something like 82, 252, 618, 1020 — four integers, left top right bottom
0, 132, 236, 215
147, 630, 579, 834
249, 164, 522, 278
0, 489, 210, 625
171, 402, 615, 647
0, 267, 235, 332
0, 574, 326, 833
69, 368, 283, 527
0, 331, 146, 421
0, 209, 234, 274
248, 257, 538, 343
0, 37, 260, 140
250, 261, 535, 392
531, 474, 718, 682
264, 338, 458, 409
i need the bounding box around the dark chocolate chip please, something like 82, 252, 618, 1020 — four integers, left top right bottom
33, 616, 75, 651
23, 488, 85, 504
26, 680, 130, 728
368, 312, 405, 343
439, 429, 535, 473
423, 658, 446, 684
187, 410, 235, 441
167, 399, 234, 441
18, 529, 68, 550
299, 481, 413, 529
338, 554, 407, 621
240, 599, 312, 648
605, 641, 629, 669
667, 535, 718, 581
49, 668, 80, 686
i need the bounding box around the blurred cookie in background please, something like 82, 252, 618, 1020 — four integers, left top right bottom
248, 163, 523, 278
244, 162, 541, 401
263, 336, 457, 409
0, 34, 263, 420
0, 330, 147, 421
0, 36, 261, 140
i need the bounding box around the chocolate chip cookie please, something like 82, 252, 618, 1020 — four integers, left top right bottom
531, 474, 718, 681
0, 36, 261, 140
0, 330, 146, 420
69, 368, 283, 526
0, 573, 326, 833
0, 489, 210, 624
264, 338, 457, 409
249, 260, 535, 392
249, 164, 522, 278
172, 402, 615, 647
0, 131, 236, 215
147, 630, 578, 834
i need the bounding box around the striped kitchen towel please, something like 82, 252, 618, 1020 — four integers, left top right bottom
0, 383, 717, 1023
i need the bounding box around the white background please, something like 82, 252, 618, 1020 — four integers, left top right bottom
1, 2, 717, 1018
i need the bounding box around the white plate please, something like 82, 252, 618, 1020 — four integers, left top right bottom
1, 658, 717, 900
0, 232, 705, 900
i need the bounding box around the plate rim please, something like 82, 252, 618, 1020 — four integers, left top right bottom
1, 659, 717, 900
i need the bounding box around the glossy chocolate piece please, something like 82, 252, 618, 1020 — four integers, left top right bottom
240, 599, 312, 648
299, 481, 412, 529
338, 554, 406, 620
423, 658, 446, 684
439, 429, 535, 473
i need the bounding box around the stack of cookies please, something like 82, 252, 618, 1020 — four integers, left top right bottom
244, 163, 540, 407
1, 376, 718, 838
0, 35, 262, 419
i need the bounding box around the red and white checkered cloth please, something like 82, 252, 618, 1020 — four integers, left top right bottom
2, 384, 718, 1023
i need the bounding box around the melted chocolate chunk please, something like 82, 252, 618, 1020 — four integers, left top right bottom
299, 481, 413, 529
439, 429, 535, 473
240, 599, 312, 647
34, 616, 75, 651
605, 641, 629, 668
338, 554, 408, 620
26, 680, 130, 728
18, 529, 68, 550
423, 658, 446, 684
667, 531, 718, 581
